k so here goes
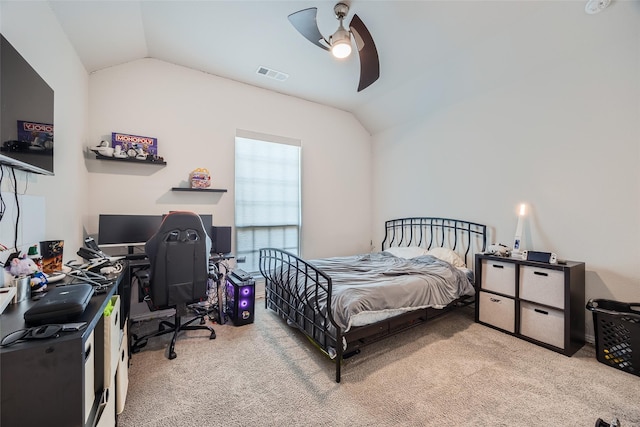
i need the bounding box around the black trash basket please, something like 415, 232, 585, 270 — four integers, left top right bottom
586, 299, 640, 377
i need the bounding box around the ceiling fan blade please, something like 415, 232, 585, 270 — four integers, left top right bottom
288, 8, 330, 51
349, 14, 379, 92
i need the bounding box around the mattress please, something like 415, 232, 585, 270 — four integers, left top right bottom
308, 252, 475, 332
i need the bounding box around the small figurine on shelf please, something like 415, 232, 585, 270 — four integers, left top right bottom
190, 168, 211, 189
113, 144, 127, 158
126, 143, 147, 160
146, 154, 164, 163
90, 140, 114, 157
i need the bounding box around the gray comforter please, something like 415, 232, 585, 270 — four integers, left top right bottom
308, 252, 475, 332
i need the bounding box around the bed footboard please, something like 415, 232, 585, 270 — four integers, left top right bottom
259, 248, 345, 381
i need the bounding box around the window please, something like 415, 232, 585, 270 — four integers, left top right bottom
235, 131, 301, 273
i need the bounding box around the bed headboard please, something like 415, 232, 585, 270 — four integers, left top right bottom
381, 217, 487, 269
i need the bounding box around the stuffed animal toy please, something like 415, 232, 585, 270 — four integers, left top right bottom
9, 256, 39, 277
7, 256, 47, 292
30, 271, 48, 293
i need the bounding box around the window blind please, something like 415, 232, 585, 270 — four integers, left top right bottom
235, 135, 301, 273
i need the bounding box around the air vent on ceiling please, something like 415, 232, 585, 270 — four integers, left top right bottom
256, 66, 289, 82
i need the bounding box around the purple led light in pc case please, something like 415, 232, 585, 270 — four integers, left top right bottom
225, 269, 255, 326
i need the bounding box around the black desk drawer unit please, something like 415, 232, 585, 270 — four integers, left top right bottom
475, 254, 585, 356
1, 271, 125, 427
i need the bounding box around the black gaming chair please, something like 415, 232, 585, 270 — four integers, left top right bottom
130, 211, 215, 359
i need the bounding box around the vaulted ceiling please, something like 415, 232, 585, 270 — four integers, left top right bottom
48, 0, 608, 134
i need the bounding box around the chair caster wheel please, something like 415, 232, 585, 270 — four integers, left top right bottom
168, 351, 177, 360
210, 331, 216, 339
158, 325, 165, 332
132, 339, 147, 353
200, 318, 205, 325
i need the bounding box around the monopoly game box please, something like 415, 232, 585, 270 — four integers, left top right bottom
111, 132, 158, 156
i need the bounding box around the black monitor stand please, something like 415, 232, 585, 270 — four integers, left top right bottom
125, 246, 147, 260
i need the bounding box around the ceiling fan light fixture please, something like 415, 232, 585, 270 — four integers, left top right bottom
330, 27, 352, 59
287, 2, 379, 91
331, 39, 352, 59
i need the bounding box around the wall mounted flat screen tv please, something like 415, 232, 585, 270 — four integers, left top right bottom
0, 34, 55, 175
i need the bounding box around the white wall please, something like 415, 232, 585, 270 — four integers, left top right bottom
87, 58, 372, 259
371, 2, 640, 339
0, 2, 89, 263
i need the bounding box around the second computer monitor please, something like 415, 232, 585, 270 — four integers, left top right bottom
211, 226, 232, 254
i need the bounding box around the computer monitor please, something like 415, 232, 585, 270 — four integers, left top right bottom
198, 214, 213, 238
211, 226, 232, 254
99, 213, 214, 255
98, 214, 164, 253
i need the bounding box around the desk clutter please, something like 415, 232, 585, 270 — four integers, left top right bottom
1, 241, 64, 303
1, 261, 127, 427
0, 211, 251, 425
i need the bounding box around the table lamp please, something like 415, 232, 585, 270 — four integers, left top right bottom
512, 203, 526, 258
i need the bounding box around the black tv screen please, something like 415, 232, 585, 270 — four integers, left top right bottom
0, 34, 55, 175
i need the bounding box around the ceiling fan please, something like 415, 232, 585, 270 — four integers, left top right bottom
288, 2, 380, 92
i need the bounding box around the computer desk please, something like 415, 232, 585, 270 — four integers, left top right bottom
0, 268, 126, 427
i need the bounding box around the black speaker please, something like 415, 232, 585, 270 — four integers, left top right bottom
211, 226, 232, 254
225, 272, 255, 326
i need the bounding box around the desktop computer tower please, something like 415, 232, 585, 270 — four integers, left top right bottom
225, 270, 255, 326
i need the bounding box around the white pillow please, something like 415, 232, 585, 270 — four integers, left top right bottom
427, 247, 466, 268
384, 246, 429, 259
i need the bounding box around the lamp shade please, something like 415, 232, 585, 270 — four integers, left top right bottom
330, 27, 352, 59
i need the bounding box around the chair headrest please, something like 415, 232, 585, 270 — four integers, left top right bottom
157, 211, 205, 234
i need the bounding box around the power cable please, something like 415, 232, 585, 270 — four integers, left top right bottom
11, 167, 19, 252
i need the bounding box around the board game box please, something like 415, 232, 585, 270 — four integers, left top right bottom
111, 132, 158, 156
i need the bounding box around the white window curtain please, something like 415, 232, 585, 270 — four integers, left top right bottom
235, 132, 301, 273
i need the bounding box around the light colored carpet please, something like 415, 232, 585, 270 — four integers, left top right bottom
118, 302, 639, 427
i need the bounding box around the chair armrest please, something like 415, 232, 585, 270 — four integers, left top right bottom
133, 269, 151, 303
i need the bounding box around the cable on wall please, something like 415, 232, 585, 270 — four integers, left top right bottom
11, 167, 20, 252
0, 165, 6, 223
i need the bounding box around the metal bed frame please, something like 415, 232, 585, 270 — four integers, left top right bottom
259, 217, 487, 383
